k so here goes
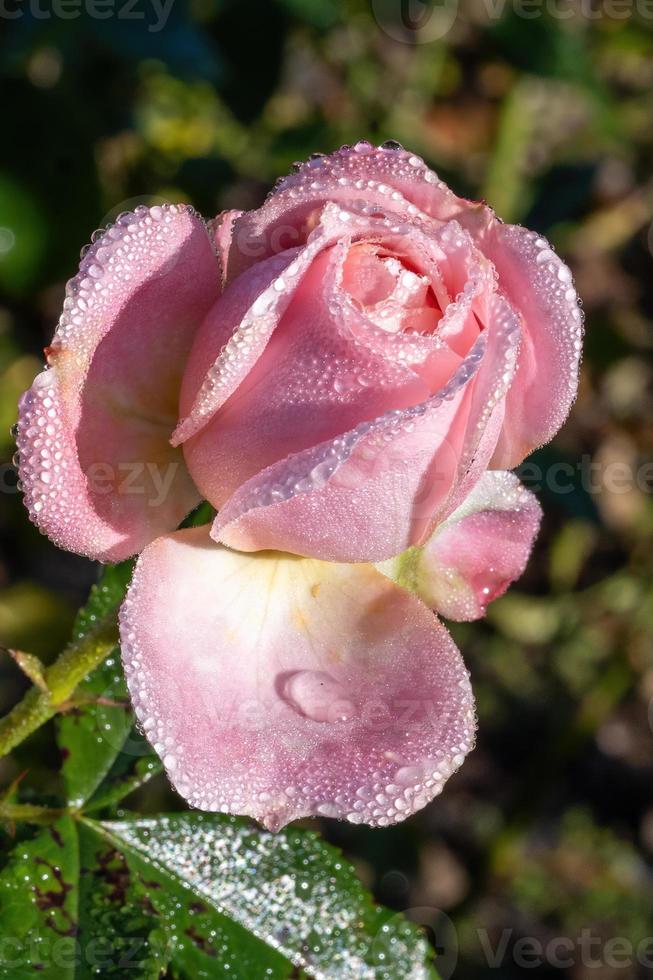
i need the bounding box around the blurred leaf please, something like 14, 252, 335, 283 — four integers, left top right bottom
487, 593, 561, 644
0, 355, 41, 456
549, 520, 598, 592
3, 8, 221, 80
482, 78, 538, 222
278, 0, 339, 29
0, 174, 47, 295
0, 583, 74, 659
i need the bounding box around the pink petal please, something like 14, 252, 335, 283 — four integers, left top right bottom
222, 146, 581, 471
474, 221, 584, 467
17, 205, 219, 562
174, 200, 450, 451
171, 246, 303, 448
180, 244, 429, 508
226, 142, 480, 281
378, 471, 541, 621
215, 293, 521, 562
207, 208, 242, 285
119, 526, 476, 830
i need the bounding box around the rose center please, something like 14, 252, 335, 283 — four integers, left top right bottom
342, 243, 442, 335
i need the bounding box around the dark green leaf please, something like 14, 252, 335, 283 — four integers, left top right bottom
89, 813, 437, 979
100, 832, 291, 979
0, 786, 436, 976
71, 563, 134, 644
0, 817, 168, 978
0, 816, 79, 979
76, 822, 169, 978
84, 743, 163, 815
57, 564, 134, 808
180, 500, 216, 529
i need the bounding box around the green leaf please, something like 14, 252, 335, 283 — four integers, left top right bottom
92, 824, 291, 979
0, 812, 436, 977
70, 561, 133, 644
89, 813, 438, 979
57, 564, 134, 808
84, 741, 163, 815
57, 655, 133, 810
76, 822, 170, 978
0, 816, 170, 978
0, 816, 79, 979
180, 500, 216, 529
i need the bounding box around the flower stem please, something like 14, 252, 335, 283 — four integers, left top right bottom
0, 613, 119, 759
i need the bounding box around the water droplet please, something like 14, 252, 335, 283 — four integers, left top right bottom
280, 670, 355, 723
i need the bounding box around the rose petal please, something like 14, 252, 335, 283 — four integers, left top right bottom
171, 246, 303, 448
473, 221, 584, 467
378, 471, 541, 621
226, 142, 480, 281
119, 526, 476, 829
215, 293, 520, 562
17, 205, 219, 562
207, 208, 242, 285
225, 147, 582, 470
181, 243, 429, 508
174, 200, 444, 450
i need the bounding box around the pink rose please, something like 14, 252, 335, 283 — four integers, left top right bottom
17, 143, 581, 829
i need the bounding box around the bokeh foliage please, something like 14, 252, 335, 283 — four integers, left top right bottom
0, 0, 652, 976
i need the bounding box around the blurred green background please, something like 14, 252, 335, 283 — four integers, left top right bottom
0, 1, 652, 976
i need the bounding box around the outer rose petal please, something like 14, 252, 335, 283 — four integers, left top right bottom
214, 293, 521, 562
377, 471, 541, 621
17, 205, 219, 562
474, 221, 584, 467
119, 526, 476, 830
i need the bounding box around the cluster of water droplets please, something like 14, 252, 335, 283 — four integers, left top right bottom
123, 586, 474, 830
271, 139, 451, 208
120, 589, 180, 777
14, 204, 201, 553
172, 243, 319, 445
15, 369, 93, 551
451, 293, 522, 487
107, 814, 433, 978
120, 535, 476, 834
510, 225, 584, 405
57, 203, 196, 362
325, 240, 442, 373
433, 220, 496, 338
395, 471, 541, 620
316, 239, 428, 394
444, 468, 538, 527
